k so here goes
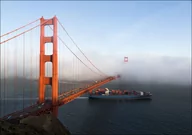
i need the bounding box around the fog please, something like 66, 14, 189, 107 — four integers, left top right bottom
0, 49, 191, 85
79, 52, 191, 85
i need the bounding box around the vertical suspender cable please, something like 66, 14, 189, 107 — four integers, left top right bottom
5, 37, 7, 114
36, 50, 37, 99
14, 31, 17, 111
77, 57, 79, 89
75, 56, 77, 89
0, 36, 2, 117
3, 38, 6, 116
71, 56, 72, 90
45, 28, 48, 99
59, 37, 61, 95
75, 54, 78, 88
76, 57, 77, 89
57, 19, 107, 77
23, 34, 25, 110
73, 56, 74, 90
30, 31, 33, 104
5, 37, 7, 115
71, 56, 73, 90
70, 57, 72, 91
36, 47, 38, 99
0, 35, 1, 117
74, 55, 76, 89
74, 58, 77, 89
13, 31, 16, 111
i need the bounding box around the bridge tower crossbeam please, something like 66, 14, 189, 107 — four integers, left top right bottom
38, 16, 58, 106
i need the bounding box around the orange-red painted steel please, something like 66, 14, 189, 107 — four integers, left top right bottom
57, 77, 116, 106
39, 16, 58, 105
0, 77, 115, 120
0, 16, 117, 120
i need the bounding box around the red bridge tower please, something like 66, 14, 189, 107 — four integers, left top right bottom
38, 16, 58, 106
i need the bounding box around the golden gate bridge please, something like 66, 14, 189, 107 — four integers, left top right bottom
0, 16, 118, 120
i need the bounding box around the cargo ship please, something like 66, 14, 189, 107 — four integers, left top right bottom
88, 88, 152, 100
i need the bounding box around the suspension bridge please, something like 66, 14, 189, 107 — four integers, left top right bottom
0, 16, 118, 120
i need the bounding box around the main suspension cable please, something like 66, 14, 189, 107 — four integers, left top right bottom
57, 19, 107, 77
0, 19, 49, 45
0, 18, 40, 38
48, 26, 102, 77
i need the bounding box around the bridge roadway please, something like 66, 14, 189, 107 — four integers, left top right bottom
0, 77, 116, 121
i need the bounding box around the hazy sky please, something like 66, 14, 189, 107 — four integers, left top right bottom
1, 1, 191, 84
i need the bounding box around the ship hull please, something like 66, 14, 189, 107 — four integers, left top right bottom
88, 95, 152, 100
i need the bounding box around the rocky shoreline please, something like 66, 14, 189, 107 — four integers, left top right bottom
0, 114, 71, 135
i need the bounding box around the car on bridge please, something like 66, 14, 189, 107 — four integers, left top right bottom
7, 115, 12, 120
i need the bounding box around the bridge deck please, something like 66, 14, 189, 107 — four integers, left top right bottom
1, 77, 116, 120
1, 102, 52, 121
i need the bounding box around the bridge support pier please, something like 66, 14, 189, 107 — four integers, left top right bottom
52, 106, 58, 117
38, 16, 58, 106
